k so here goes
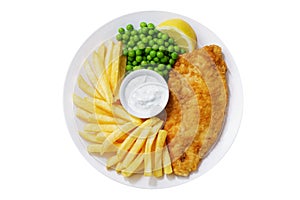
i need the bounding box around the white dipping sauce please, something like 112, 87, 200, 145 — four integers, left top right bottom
128, 83, 168, 114
119, 69, 169, 118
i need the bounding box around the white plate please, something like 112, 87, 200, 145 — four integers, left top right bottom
63, 11, 243, 188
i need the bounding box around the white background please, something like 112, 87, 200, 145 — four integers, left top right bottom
0, 0, 299, 199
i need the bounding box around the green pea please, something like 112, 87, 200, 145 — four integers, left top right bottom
148, 23, 155, 29
145, 47, 152, 54
142, 37, 148, 44
141, 61, 148, 66
168, 45, 174, 52
160, 56, 168, 63
156, 51, 164, 58
163, 69, 169, 76
152, 44, 159, 50
171, 52, 178, 59
135, 66, 142, 70
128, 50, 135, 57
158, 71, 164, 76
180, 49, 186, 54
133, 46, 138, 51
116, 34, 122, 41
131, 30, 138, 35
154, 67, 159, 72
157, 32, 162, 38
140, 22, 147, 28
168, 38, 174, 44
123, 49, 128, 56
135, 56, 142, 62
150, 50, 156, 58
128, 41, 135, 47
122, 34, 129, 41
166, 64, 172, 70
159, 46, 165, 51
164, 42, 169, 47
153, 38, 158, 42
127, 61, 132, 65
169, 58, 175, 65
158, 64, 165, 70
147, 35, 152, 40
147, 55, 152, 60
150, 61, 156, 65
132, 61, 138, 66
162, 33, 169, 41
142, 27, 148, 34
147, 66, 154, 70
126, 24, 134, 31
133, 35, 139, 42
148, 40, 155, 46
125, 31, 131, 36
126, 65, 133, 71
157, 39, 164, 45
118, 27, 125, 34
136, 49, 142, 56
153, 57, 159, 62
138, 43, 145, 49
128, 56, 134, 61
174, 45, 180, 52
148, 29, 155, 35
143, 56, 147, 61
139, 34, 146, 39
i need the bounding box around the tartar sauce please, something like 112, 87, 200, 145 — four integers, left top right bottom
119, 69, 169, 118
128, 83, 168, 115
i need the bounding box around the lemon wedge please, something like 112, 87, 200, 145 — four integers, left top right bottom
157, 18, 197, 52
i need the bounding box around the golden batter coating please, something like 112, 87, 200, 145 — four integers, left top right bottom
164, 45, 228, 176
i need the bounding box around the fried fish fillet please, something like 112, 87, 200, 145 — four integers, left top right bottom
164, 45, 228, 176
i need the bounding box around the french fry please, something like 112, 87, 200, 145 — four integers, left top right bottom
73, 94, 94, 113
76, 108, 97, 123
144, 121, 164, 176
93, 44, 106, 78
76, 107, 123, 124
87, 144, 103, 153
162, 145, 173, 174
77, 75, 101, 99
92, 52, 112, 102
110, 42, 122, 92
106, 155, 120, 168
101, 122, 137, 154
113, 55, 126, 100
83, 60, 106, 99
117, 127, 151, 170
95, 132, 110, 143
79, 131, 100, 143
88, 144, 119, 153
144, 136, 156, 176
95, 107, 113, 116
153, 130, 168, 177
84, 123, 118, 133
96, 113, 126, 125
121, 152, 144, 177
84, 96, 112, 114
116, 118, 157, 160
112, 105, 142, 125
104, 41, 114, 90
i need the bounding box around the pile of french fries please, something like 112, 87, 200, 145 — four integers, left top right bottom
73, 40, 172, 177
